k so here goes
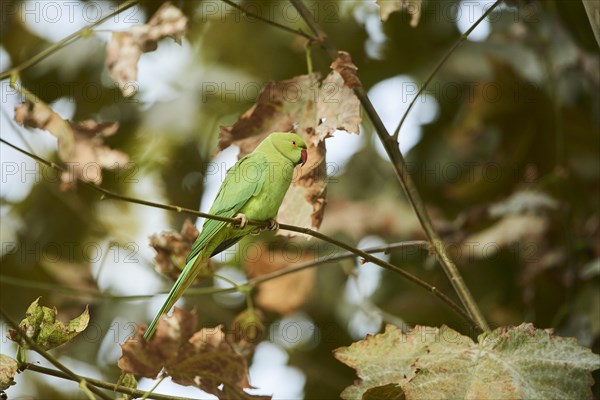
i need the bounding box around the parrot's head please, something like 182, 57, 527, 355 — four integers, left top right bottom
269, 132, 308, 166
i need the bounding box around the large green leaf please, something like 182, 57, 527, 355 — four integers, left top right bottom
334, 323, 600, 399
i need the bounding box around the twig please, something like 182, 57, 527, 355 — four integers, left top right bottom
0, 138, 477, 329
0, 308, 113, 400
21, 364, 194, 400
1, 241, 428, 297
249, 241, 428, 285
0, 0, 139, 80
219, 0, 315, 40
393, 0, 503, 140
288, 0, 490, 332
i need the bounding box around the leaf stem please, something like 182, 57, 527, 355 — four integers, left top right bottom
0, 308, 113, 400
288, 0, 490, 332
0, 0, 139, 81
0, 137, 477, 329
141, 375, 167, 400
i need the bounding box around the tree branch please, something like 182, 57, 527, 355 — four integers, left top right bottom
393, 0, 503, 140
0, 308, 113, 400
0, 138, 477, 330
220, 0, 315, 40
0, 0, 139, 81
2, 241, 428, 298
288, 0, 490, 332
22, 364, 194, 400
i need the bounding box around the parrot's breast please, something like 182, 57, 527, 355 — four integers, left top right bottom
240, 159, 294, 221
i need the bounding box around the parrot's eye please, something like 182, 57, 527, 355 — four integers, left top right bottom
292, 141, 297, 146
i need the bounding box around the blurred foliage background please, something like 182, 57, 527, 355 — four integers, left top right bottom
1, 0, 599, 398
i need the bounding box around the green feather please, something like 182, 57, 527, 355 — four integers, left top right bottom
143, 132, 307, 340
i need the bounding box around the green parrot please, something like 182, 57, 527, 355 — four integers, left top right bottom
144, 132, 308, 339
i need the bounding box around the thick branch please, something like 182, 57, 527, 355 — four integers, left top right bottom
289, 0, 490, 332
0, 138, 477, 329
0, 308, 113, 400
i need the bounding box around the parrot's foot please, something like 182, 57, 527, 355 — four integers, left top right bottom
233, 213, 248, 230
265, 219, 279, 231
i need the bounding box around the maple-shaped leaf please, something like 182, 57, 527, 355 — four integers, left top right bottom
245, 243, 315, 315
7, 298, 89, 352
219, 53, 361, 232
119, 308, 269, 400
375, 0, 422, 26
14, 103, 129, 190
106, 2, 188, 97
0, 354, 18, 391
334, 323, 600, 400
149, 219, 204, 281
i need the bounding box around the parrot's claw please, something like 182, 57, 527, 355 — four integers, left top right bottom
233, 213, 249, 230
265, 219, 279, 231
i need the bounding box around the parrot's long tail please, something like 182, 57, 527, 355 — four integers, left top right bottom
143, 250, 208, 340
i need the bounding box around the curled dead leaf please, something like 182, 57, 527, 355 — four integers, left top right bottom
149, 219, 201, 281
0, 355, 18, 391
14, 101, 75, 160
330, 51, 362, 90
59, 120, 129, 190
119, 308, 267, 399
106, 2, 188, 97
14, 102, 129, 190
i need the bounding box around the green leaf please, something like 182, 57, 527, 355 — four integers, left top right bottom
8, 298, 90, 351
334, 323, 600, 400
116, 372, 138, 400
0, 354, 18, 391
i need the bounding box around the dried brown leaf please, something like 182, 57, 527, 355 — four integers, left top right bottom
14, 101, 75, 160
219, 68, 361, 232
106, 2, 188, 97
245, 243, 315, 315
14, 102, 129, 190
375, 0, 422, 26
0, 354, 18, 391
149, 219, 201, 281
330, 51, 362, 90
59, 120, 129, 190
119, 308, 267, 399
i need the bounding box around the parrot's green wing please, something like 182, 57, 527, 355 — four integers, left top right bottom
185, 152, 268, 263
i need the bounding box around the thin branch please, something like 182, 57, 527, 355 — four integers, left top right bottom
0, 274, 237, 301
0, 0, 139, 81
0, 308, 113, 400
0, 138, 477, 329
22, 364, 194, 400
219, 0, 315, 40
249, 240, 429, 286
393, 0, 503, 140
288, 0, 490, 332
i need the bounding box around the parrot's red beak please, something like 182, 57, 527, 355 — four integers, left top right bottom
300, 149, 308, 166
